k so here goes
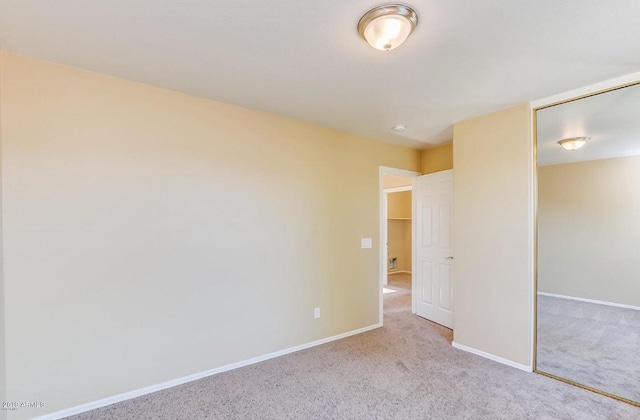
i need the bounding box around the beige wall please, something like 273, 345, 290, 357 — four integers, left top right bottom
453, 104, 532, 368
0, 52, 6, 420
0, 52, 420, 419
387, 190, 411, 219
538, 156, 640, 306
382, 174, 413, 189
387, 190, 412, 272
403, 220, 411, 272
387, 220, 410, 272
421, 143, 453, 174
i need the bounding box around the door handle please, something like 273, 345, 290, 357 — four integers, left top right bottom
445, 256, 454, 260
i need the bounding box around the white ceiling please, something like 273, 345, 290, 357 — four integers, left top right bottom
1, 1, 640, 149
537, 83, 640, 166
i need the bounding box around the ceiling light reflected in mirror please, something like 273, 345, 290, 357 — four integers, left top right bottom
536, 83, 640, 166
557, 137, 589, 150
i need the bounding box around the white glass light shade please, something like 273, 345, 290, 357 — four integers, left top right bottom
358, 5, 418, 51
363, 15, 413, 51
558, 137, 589, 151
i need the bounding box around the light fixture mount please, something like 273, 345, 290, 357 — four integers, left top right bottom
558, 136, 589, 151
358, 4, 418, 51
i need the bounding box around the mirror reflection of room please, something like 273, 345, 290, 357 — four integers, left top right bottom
536, 83, 640, 405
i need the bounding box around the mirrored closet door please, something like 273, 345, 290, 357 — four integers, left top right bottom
535, 82, 640, 406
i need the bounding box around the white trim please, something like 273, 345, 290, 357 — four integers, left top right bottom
382, 187, 388, 289
411, 177, 417, 314
35, 323, 381, 420
379, 166, 421, 178
530, 71, 640, 109
527, 105, 536, 371
452, 342, 532, 373
388, 270, 411, 275
379, 166, 420, 326
383, 185, 412, 193
537, 292, 640, 311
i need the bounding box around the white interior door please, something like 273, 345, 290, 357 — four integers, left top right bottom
413, 170, 454, 328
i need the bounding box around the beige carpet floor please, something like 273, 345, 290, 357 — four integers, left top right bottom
537, 294, 640, 404
70, 274, 639, 419
384, 272, 412, 314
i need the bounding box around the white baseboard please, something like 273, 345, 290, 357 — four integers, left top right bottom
451, 342, 532, 372
37, 323, 382, 420
388, 270, 411, 275
537, 292, 640, 311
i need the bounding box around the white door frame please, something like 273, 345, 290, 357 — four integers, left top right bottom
379, 166, 420, 326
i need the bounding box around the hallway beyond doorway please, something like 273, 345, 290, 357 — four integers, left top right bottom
384, 272, 411, 314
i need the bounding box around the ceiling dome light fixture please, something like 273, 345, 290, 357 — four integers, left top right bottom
392, 123, 406, 132
358, 4, 418, 51
558, 137, 590, 151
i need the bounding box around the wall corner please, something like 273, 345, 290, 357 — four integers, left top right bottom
0, 50, 7, 420
420, 143, 453, 175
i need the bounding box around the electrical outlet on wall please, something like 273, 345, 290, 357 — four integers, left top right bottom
314, 307, 320, 319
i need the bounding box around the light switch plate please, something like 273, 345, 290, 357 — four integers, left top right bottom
361, 238, 372, 249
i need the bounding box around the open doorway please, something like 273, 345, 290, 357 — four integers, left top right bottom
384, 188, 413, 315
379, 165, 455, 330
379, 167, 419, 324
